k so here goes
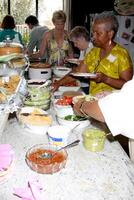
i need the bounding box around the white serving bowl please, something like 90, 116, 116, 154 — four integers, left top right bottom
55, 106, 74, 118
18, 106, 52, 135
53, 67, 71, 78
57, 115, 90, 130
53, 99, 74, 118
58, 80, 80, 92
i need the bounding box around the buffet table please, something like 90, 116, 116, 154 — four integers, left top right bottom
0, 110, 134, 200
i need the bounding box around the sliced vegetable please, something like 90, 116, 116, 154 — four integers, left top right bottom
64, 114, 86, 121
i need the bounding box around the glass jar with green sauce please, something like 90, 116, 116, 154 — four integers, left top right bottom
82, 128, 106, 152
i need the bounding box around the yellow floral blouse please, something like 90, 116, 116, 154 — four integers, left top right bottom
84, 44, 132, 96
47, 30, 73, 65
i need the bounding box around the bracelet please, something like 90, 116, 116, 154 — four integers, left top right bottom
79, 101, 89, 117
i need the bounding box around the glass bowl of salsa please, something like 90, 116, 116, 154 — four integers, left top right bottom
25, 144, 68, 174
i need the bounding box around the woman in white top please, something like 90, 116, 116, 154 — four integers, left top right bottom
69, 26, 93, 61
69, 26, 93, 93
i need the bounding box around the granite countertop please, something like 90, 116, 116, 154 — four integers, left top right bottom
0, 114, 134, 200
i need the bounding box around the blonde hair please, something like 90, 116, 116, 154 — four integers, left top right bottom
52, 10, 66, 23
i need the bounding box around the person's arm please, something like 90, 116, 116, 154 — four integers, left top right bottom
90, 67, 133, 89
73, 99, 105, 122
38, 31, 49, 57
26, 30, 38, 53
52, 61, 88, 92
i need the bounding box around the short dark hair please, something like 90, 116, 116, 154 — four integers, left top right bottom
70, 26, 90, 42
25, 15, 39, 25
1, 15, 16, 29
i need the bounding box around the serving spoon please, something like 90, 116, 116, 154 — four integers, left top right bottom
37, 80, 51, 89
40, 139, 80, 159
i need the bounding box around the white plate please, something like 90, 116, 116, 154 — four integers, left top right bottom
28, 79, 46, 84
66, 58, 80, 65
58, 86, 80, 92
71, 72, 97, 78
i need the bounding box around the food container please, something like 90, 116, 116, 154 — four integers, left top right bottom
57, 114, 90, 130
53, 66, 71, 78
47, 125, 71, 147
53, 97, 74, 118
62, 91, 83, 98
82, 128, 106, 152
54, 105, 74, 118
72, 94, 97, 104
24, 82, 51, 110
18, 106, 52, 134
0, 42, 23, 55
25, 144, 68, 174
58, 80, 81, 92
29, 62, 51, 80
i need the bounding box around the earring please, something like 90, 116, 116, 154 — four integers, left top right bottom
109, 40, 111, 46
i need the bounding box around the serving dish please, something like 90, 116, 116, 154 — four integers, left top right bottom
0, 43, 23, 56
53, 67, 71, 78
72, 94, 97, 104
58, 80, 81, 92
114, 0, 134, 15
18, 106, 52, 134
57, 114, 90, 130
62, 91, 83, 98
29, 62, 51, 80
0, 75, 21, 103
25, 144, 68, 174
24, 83, 51, 110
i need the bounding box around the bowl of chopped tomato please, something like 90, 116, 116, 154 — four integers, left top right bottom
54, 96, 73, 106
26, 144, 68, 174
53, 97, 74, 118
58, 80, 80, 92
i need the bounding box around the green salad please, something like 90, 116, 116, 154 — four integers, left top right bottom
64, 114, 86, 121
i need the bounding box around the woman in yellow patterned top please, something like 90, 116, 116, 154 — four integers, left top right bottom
79, 11, 133, 97
38, 10, 73, 65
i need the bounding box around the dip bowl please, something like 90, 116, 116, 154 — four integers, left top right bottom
25, 144, 68, 174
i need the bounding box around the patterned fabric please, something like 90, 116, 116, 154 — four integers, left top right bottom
47, 30, 72, 65
84, 43, 132, 96
0, 29, 23, 45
